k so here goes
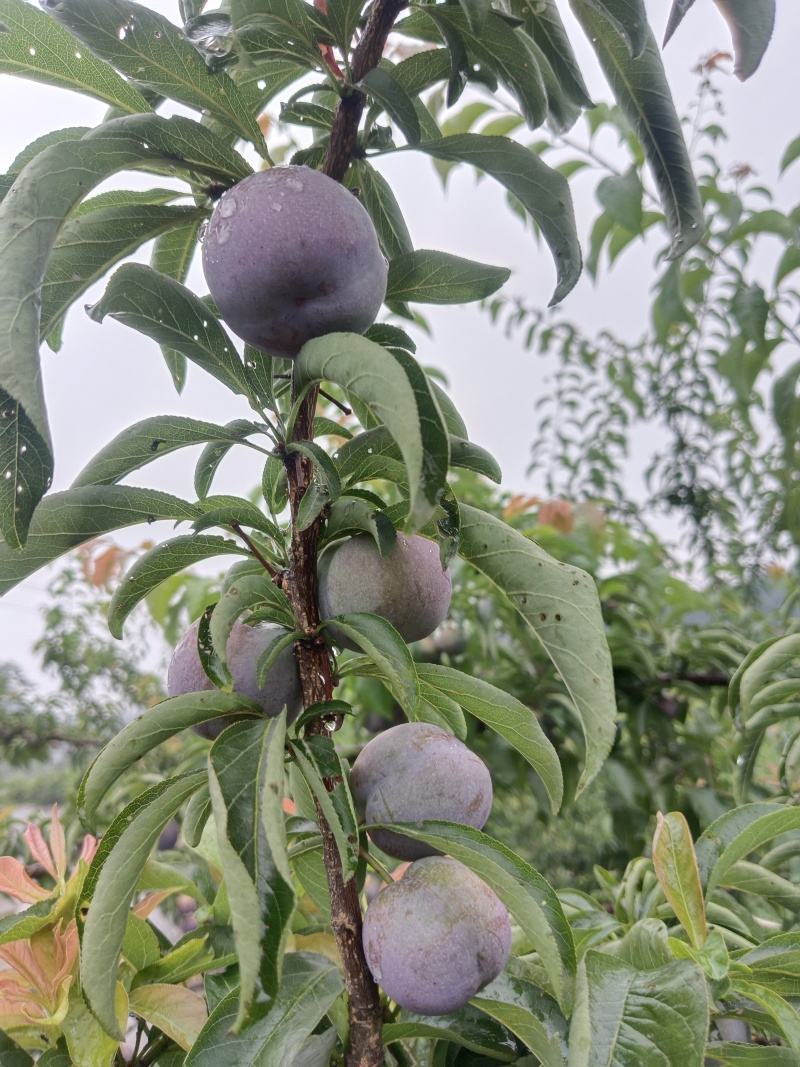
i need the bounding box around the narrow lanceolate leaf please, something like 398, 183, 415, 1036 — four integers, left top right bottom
458, 504, 616, 793
386, 250, 510, 304
425, 7, 547, 129
89, 264, 251, 396
728, 979, 800, 1052
416, 663, 562, 812
210, 573, 296, 665
705, 1044, 796, 1065
108, 535, 247, 638
79, 772, 206, 1037
0, 123, 248, 550
43, 0, 266, 155
696, 805, 800, 899
522, 0, 593, 110
0, 485, 199, 596
384, 1007, 517, 1061
373, 820, 576, 1010
151, 219, 204, 391
208, 719, 295, 1030
40, 204, 207, 341
568, 953, 709, 1067
72, 415, 267, 488
570, 0, 704, 259
294, 333, 449, 532
362, 65, 421, 144
348, 159, 413, 261
78, 692, 263, 830
416, 135, 580, 304
0, 0, 150, 112
472, 968, 567, 1067
652, 811, 707, 949
82, 113, 253, 183
292, 735, 359, 882
714, 0, 776, 81
186, 952, 343, 1067
449, 436, 502, 482
323, 613, 420, 718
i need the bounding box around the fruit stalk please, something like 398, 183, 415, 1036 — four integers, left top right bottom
282, 2, 410, 1061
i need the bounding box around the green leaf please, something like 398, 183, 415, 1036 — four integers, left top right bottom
728, 979, 800, 1051
416, 663, 562, 813
293, 333, 449, 532
63, 982, 128, 1067
40, 203, 207, 341
424, 7, 547, 130
325, 0, 361, 52
0, 899, 55, 946
0, 0, 151, 112
78, 771, 206, 1037
73, 415, 266, 488
714, 0, 775, 80
234, 0, 332, 71
457, 504, 616, 793
210, 573, 296, 662
122, 913, 161, 971
208, 719, 295, 1029
285, 440, 342, 501
323, 612, 420, 718
568, 953, 709, 1066
0, 119, 249, 548
596, 168, 643, 234
0, 1032, 33, 1067
128, 984, 208, 1051
44, 0, 266, 155
471, 967, 567, 1067
521, 0, 593, 110
152, 217, 205, 391
704, 1045, 797, 1066
416, 134, 580, 304
652, 811, 707, 949
570, 0, 704, 259
82, 112, 253, 182
732, 282, 770, 357
449, 436, 502, 482
582, 0, 649, 58
780, 134, 800, 176
186, 952, 343, 1066
184, 786, 213, 848
292, 734, 359, 882
392, 46, 451, 96
132, 935, 217, 989
383, 1005, 517, 1061
697, 805, 800, 899
108, 535, 247, 638
370, 820, 575, 1010
89, 263, 251, 396
77, 691, 262, 829
387, 250, 510, 304
0, 485, 199, 596
362, 65, 421, 144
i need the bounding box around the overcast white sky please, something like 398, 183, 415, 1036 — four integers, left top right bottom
1, 0, 799, 679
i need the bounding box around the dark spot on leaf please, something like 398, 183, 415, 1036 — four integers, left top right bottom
539, 612, 547, 621
150, 438, 167, 452
521, 595, 527, 604
147, 515, 156, 524
555, 613, 562, 622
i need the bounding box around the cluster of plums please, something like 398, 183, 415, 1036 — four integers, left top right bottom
172, 166, 511, 1015
168, 534, 509, 1013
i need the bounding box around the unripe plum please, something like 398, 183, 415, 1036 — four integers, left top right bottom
350, 722, 493, 860
362, 856, 511, 1015
318, 533, 452, 651
202, 166, 387, 357
167, 618, 303, 740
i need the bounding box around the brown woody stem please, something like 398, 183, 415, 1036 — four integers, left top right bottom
283, 4, 409, 1063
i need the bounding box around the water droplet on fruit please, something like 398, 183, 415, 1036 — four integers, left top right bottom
216, 222, 231, 245
198, 220, 209, 242
219, 194, 237, 218
285, 177, 303, 193
270, 202, 282, 212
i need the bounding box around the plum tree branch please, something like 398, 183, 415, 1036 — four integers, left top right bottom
283, 3, 409, 1062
